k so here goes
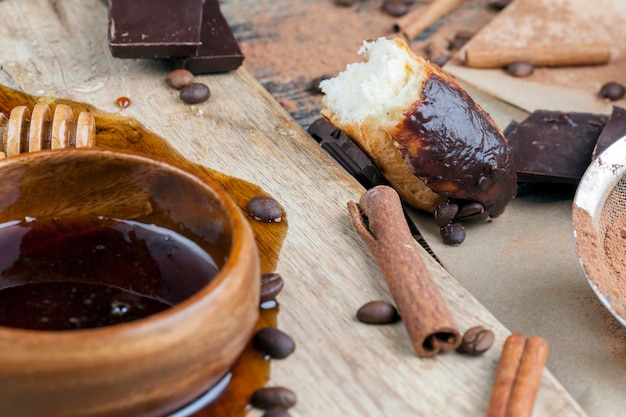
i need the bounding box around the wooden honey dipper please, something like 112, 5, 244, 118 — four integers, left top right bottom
0, 103, 96, 158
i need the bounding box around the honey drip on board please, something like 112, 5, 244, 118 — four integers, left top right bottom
0, 85, 289, 417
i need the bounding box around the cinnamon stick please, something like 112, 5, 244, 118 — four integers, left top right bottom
464, 43, 611, 69
347, 185, 461, 357
486, 333, 549, 417
393, 0, 465, 41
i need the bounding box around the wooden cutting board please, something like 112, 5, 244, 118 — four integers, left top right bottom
0, 0, 587, 416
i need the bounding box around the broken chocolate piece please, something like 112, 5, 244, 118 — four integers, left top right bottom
506, 110, 608, 184
108, 0, 203, 58
308, 118, 386, 189
593, 106, 626, 159
176, 0, 244, 74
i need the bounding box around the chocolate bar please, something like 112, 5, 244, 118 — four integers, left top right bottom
108, 0, 203, 59
593, 106, 626, 159
107, 0, 243, 74
506, 110, 607, 184
175, 0, 244, 74
308, 118, 386, 189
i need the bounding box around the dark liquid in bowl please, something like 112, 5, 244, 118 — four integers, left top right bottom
0, 217, 220, 330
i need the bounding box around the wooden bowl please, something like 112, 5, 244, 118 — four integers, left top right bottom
0, 149, 260, 417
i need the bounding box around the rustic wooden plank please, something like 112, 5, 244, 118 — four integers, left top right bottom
0, 1, 586, 416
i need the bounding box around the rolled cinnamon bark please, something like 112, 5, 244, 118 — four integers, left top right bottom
464, 43, 611, 69
393, 0, 465, 41
486, 333, 549, 417
347, 185, 461, 357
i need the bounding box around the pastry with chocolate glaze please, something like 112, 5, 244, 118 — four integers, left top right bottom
319, 37, 517, 218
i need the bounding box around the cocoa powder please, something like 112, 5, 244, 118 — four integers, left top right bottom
573, 204, 626, 318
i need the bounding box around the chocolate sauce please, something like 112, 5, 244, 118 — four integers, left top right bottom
0, 85, 289, 416
395, 72, 517, 217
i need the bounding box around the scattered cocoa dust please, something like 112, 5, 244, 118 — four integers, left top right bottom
573, 204, 626, 319
581, 294, 626, 369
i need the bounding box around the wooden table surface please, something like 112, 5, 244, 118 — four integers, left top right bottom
0, 1, 588, 416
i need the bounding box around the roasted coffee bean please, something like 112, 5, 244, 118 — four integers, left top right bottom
263, 407, 291, 417
455, 201, 484, 220
505, 62, 534, 77
382, 0, 408, 17
489, 0, 513, 10
253, 327, 296, 359
260, 272, 285, 303
599, 81, 625, 101
457, 325, 495, 355
251, 386, 297, 410
440, 222, 466, 245
434, 201, 459, 227
246, 195, 283, 223
356, 300, 401, 324
165, 69, 195, 89
179, 83, 211, 104
334, 0, 358, 6
311, 73, 333, 94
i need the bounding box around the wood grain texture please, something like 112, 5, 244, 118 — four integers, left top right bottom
0, 1, 587, 416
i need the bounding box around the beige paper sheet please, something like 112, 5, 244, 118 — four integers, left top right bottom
444, 0, 626, 115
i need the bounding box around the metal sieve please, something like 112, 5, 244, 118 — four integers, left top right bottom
573, 135, 626, 327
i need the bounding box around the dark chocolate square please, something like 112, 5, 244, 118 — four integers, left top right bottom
108, 0, 203, 59
175, 0, 244, 74
506, 110, 607, 184
593, 106, 626, 159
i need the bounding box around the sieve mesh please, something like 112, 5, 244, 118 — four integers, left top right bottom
599, 174, 626, 239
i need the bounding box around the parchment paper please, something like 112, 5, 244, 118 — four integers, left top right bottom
444, 0, 626, 115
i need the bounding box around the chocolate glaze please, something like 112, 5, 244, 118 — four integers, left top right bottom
394, 72, 517, 217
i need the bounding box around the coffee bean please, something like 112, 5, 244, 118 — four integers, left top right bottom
599, 81, 625, 101
434, 201, 459, 227
263, 407, 291, 417
179, 83, 211, 104
382, 0, 408, 17
250, 386, 297, 410
311, 73, 333, 94
253, 327, 296, 359
356, 300, 400, 324
165, 69, 195, 89
246, 195, 283, 223
457, 325, 495, 355
506, 62, 534, 77
455, 201, 485, 221
440, 222, 466, 245
260, 273, 285, 303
